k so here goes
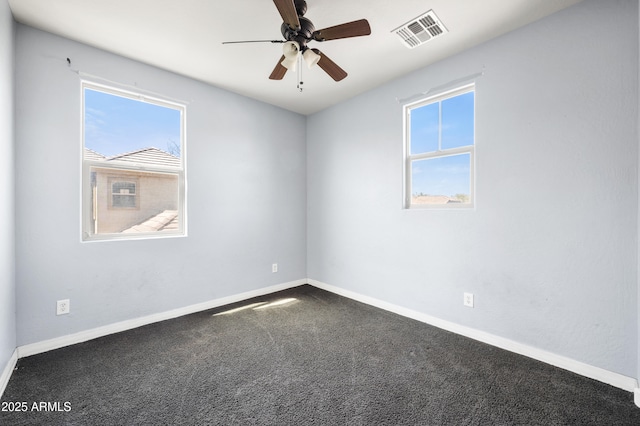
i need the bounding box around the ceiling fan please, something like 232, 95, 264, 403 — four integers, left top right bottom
222, 0, 371, 82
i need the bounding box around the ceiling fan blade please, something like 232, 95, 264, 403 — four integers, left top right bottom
269, 55, 288, 80
273, 0, 301, 30
312, 19, 371, 41
312, 49, 347, 82
222, 40, 284, 45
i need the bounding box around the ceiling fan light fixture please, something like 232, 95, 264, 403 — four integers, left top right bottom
281, 56, 298, 71
302, 48, 321, 68
282, 41, 300, 59
281, 41, 300, 70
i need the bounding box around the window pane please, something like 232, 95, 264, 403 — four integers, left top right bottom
410, 102, 439, 154
111, 181, 136, 208
411, 153, 471, 204
92, 166, 179, 234
441, 91, 474, 150
84, 88, 182, 159
112, 182, 136, 195
83, 84, 185, 240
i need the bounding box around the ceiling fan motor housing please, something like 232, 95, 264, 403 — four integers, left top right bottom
281, 16, 315, 50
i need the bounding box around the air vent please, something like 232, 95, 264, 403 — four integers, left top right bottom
392, 10, 448, 49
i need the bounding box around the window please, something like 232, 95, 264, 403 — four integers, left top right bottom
110, 180, 137, 208
404, 85, 475, 208
82, 82, 186, 241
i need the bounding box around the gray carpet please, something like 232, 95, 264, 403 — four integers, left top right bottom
1, 285, 639, 425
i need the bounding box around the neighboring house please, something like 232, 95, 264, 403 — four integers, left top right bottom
86, 147, 180, 234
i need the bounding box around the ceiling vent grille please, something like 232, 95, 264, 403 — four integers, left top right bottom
393, 10, 448, 49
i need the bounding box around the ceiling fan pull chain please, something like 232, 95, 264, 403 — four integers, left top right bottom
297, 54, 304, 92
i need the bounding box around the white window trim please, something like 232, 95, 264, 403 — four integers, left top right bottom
81, 81, 187, 242
403, 84, 475, 210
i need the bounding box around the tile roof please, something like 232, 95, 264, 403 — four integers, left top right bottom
85, 147, 180, 167
107, 147, 180, 167
84, 148, 106, 161
121, 210, 179, 233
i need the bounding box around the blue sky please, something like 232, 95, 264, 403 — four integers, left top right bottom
411, 154, 471, 197
84, 88, 181, 158
410, 91, 474, 197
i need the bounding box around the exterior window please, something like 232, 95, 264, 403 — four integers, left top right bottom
82, 82, 186, 241
404, 85, 475, 208
111, 180, 137, 208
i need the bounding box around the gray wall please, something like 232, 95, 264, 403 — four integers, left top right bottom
0, 0, 16, 369
14, 25, 307, 346
307, 0, 639, 378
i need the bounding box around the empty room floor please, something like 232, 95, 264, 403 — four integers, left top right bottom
2, 285, 639, 425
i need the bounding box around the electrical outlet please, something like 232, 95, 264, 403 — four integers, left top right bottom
57, 299, 70, 315
272, 263, 278, 273
463, 293, 474, 308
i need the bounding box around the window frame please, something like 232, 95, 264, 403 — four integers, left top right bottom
81, 81, 187, 242
403, 84, 475, 209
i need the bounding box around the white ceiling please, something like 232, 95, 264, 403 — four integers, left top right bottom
8, 0, 583, 115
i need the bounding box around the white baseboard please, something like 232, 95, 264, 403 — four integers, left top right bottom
12, 278, 640, 398
17, 279, 306, 359
308, 279, 639, 393
0, 349, 18, 399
